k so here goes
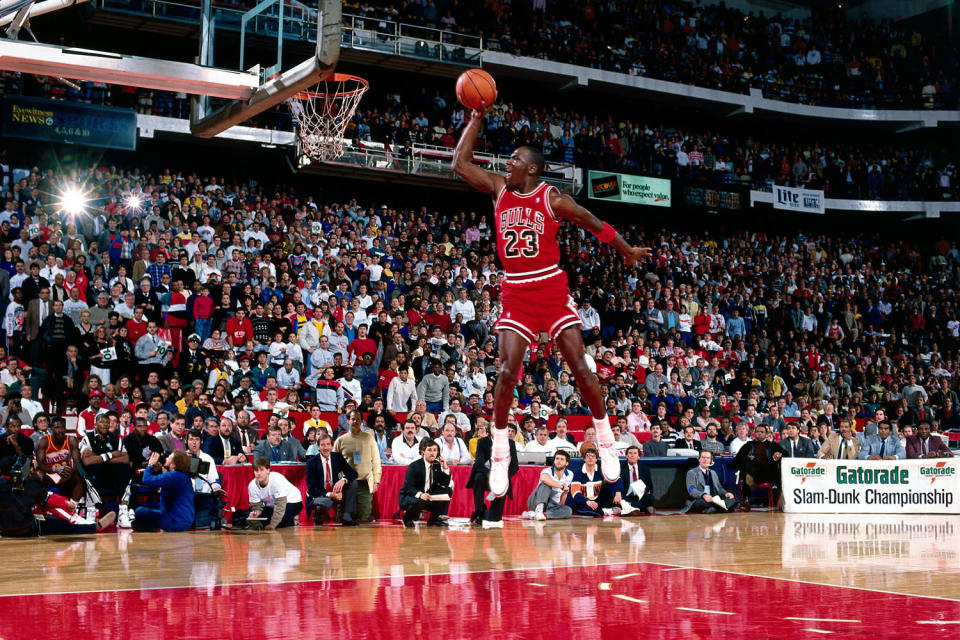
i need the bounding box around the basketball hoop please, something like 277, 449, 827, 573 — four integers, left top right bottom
288, 73, 368, 162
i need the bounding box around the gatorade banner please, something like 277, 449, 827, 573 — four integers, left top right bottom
782, 513, 960, 569
782, 458, 960, 514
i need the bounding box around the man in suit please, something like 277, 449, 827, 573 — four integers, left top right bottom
20, 263, 49, 304
682, 450, 736, 513
40, 299, 78, 379
734, 424, 785, 511
305, 432, 359, 526
817, 403, 839, 433
906, 421, 953, 459
23, 286, 51, 367
467, 430, 518, 528
156, 416, 188, 452
643, 424, 669, 457
253, 425, 307, 463
858, 421, 906, 460
905, 397, 935, 427
201, 417, 246, 465
674, 425, 702, 452
616, 445, 655, 514
398, 438, 452, 527
779, 423, 816, 458
817, 420, 861, 460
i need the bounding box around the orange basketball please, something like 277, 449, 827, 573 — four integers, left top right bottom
456, 68, 497, 111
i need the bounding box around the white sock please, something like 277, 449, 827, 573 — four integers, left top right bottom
593, 415, 613, 443
492, 426, 509, 458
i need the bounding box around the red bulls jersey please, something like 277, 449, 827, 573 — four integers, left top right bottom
494, 182, 563, 282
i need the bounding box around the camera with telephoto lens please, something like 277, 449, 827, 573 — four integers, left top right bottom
3, 455, 30, 491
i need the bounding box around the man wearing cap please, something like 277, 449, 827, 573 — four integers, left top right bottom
178, 333, 206, 381
78, 391, 105, 439
336, 365, 362, 409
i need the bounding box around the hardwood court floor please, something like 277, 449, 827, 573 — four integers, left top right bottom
0, 512, 958, 639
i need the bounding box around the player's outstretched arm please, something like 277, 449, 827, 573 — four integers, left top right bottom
452, 109, 505, 196
550, 190, 652, 267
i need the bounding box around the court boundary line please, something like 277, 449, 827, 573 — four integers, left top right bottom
647, 560, 960, 603
3, 556, 960, 602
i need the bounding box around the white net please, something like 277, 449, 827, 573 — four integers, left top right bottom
289, 74, 368, 162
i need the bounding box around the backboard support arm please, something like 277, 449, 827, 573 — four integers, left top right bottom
189, 0, 340, 139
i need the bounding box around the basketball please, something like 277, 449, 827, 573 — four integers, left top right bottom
456, 68, 497, 111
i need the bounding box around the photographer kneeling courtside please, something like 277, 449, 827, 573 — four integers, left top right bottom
133, 451, 195, 532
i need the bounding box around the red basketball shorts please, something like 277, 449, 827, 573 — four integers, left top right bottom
494, 271, 581, 343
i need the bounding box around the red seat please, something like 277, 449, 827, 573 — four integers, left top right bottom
752, 483, 777, 509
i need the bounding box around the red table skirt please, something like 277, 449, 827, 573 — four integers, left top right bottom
372, 465, 543, 519
218, 464, 311, 525
218, 464, 545, 522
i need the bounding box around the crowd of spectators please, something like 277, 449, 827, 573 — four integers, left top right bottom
2, 71, 956, 202
344, 85, 957, 201
349, 0, 959, 110
1, 149, 959, 524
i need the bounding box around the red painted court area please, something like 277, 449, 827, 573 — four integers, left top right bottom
1, 562, 957, 640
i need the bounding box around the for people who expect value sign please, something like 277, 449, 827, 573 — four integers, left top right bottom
588, 171, 671, 207
782, 458, 960, 514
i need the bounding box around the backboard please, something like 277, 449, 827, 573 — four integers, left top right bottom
0, 0, 342, 137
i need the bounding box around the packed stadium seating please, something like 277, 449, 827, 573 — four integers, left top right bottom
1, 71, 956, 202
352, 0, 959, 110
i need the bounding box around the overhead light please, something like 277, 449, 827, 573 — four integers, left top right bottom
58, 186, 88, 215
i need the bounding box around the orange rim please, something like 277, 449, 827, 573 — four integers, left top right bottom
293, 73, 369, 101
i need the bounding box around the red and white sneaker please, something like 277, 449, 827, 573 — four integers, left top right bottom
489, 427, 510, 497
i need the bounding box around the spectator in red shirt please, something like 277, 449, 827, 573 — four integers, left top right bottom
347, 324, 377, 365
423, 302, 452, 335
595, 349, 616, 384
126, 306, 149, 345
191, 284, 215, 342
225, 308, 254, 347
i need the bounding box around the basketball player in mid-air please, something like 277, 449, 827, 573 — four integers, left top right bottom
453, 107, 651, 497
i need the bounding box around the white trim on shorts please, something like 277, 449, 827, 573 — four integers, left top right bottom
548, 295, 583, 339
503, 268, 565, 285
494, 318, 535, 343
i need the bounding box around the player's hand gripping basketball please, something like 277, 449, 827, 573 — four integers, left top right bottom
470, 105, 493, 121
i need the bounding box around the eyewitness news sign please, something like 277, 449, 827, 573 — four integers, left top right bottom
782, 459, 960, 514
588, 171, 671, 207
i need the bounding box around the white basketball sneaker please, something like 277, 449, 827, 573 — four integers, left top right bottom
594, 415, 621, 483
481, 519, 504, 529
489, 427, 510, 497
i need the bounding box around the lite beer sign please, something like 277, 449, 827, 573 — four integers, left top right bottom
772, 185, 825, 214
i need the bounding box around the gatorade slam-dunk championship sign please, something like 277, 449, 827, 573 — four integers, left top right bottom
782, 459, 960, 514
